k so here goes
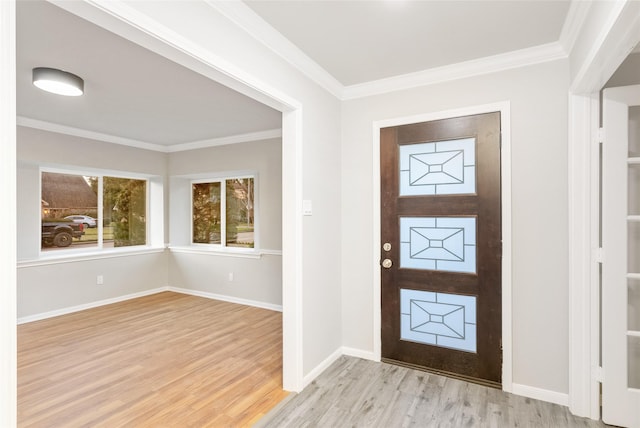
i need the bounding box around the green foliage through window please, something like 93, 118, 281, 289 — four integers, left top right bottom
104, 177, 147, 247
41, 170, 147, 251
192, 177, 254, 248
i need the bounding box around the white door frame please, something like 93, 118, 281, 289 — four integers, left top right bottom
567, 0, 640, 419
0, 1, 17, 425
372, 101, 513, 392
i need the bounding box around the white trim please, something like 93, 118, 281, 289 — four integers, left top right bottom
567, 93, 601, 419
281, 107, 304, 392
558, 1, 592, 55
37, 163, 158, 180
566, 0, 640, 419
500, 105, 514, 392
570, 0, 640, 93
260, 248, 284, 256
372, 101, 513, 392
204, 0, 584, 102
512, 383, 569, 407
168, 245, 281, 259
46, 0, 305, 392
18, 116, 282, 153
343, 43, 566, 100
17, 285, 283, 325
17, 116, 167, 152
302, 347, 342, 389
188, 173, 258, 250
17, 287, 169, 324
342, 346, 377, 362
165, 129, 282, 152
0, 0, 17, 425
168, 286, 282, 312
52, 0, 298, 111
204, 0, 343, 100
18, 247, 166, 268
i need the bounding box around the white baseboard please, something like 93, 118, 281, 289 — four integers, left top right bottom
168, 286, 282, 312
342, 346, 378, 361
303, 347, 569, 411
17, 286, 169, 324
17, 286, 281, 325
303, 347, 343, 389
511, 383, 569, 407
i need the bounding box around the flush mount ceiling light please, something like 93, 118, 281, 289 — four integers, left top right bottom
32, 67, 84, 97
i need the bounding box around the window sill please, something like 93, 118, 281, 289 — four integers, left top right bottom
18, 246, 166, 268
168, 245, 282, 259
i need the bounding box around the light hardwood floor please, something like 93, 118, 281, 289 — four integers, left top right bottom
258, 356, 611, 428
18, 291, 288, 427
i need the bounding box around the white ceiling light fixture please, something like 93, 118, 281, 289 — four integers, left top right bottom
32, 67, 84, 96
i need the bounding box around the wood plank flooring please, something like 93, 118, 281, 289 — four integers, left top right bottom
18, 291, 288, 427
258, 356, 610, 428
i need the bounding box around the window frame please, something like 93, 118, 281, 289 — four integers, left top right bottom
190, 173, 258, 252
38, 166, 154, 258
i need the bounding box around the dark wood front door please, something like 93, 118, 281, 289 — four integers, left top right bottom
380, 112, 502, 387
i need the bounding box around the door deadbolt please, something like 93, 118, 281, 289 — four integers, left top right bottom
382, 242, 391, 251
382, 259, 393, 269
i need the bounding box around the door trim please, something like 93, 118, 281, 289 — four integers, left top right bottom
567, 1, 640, 419
372, 101, 513, 392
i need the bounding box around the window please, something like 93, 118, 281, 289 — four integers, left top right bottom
41, 171, 147, 251
192, 177, 254, 248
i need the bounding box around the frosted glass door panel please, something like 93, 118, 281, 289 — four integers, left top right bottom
630, 106, 640, 157
400, 217, 476, 273
629, 221, 640, 273
399, 138, 475, 196
630, 164, 640, 216
400, 288, 476, 353
629, 337, 640, 389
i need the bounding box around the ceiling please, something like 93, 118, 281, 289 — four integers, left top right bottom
16, 0, 282, 149
17, 0, 574, 151
245, 0, 572, 86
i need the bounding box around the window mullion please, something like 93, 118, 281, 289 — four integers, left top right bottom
98, 176, 103, 248
221, 180, 226, 247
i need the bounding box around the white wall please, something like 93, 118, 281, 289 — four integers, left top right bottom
17, 128, 287, 317
167, 139, 283, 307
341, 59, 570, 394
16, 126, 169, 260
17, 252, 168, 319
168, 138, 282, 250
16, 126, 170, 319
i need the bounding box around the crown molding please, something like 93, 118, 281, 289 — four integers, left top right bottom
559, 0, 593, 56
17, 116, 281, 153
342, 42, 567, 100
17, 116, 167, 152
164, 128, 282, 152
207, 0, 575, 101
204, 0, 344, 99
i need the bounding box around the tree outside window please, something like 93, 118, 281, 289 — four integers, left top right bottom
192, 177, 254, 248
41, 171, 147, 251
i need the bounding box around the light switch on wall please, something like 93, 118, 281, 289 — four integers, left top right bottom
302, 200, 312, 216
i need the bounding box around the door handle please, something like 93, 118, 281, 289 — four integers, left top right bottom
381, 259, 393, 269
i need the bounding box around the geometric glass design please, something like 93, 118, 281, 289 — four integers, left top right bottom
400, 217, 476, 273
400, 288, 477, 353
399, 138, 476, 196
